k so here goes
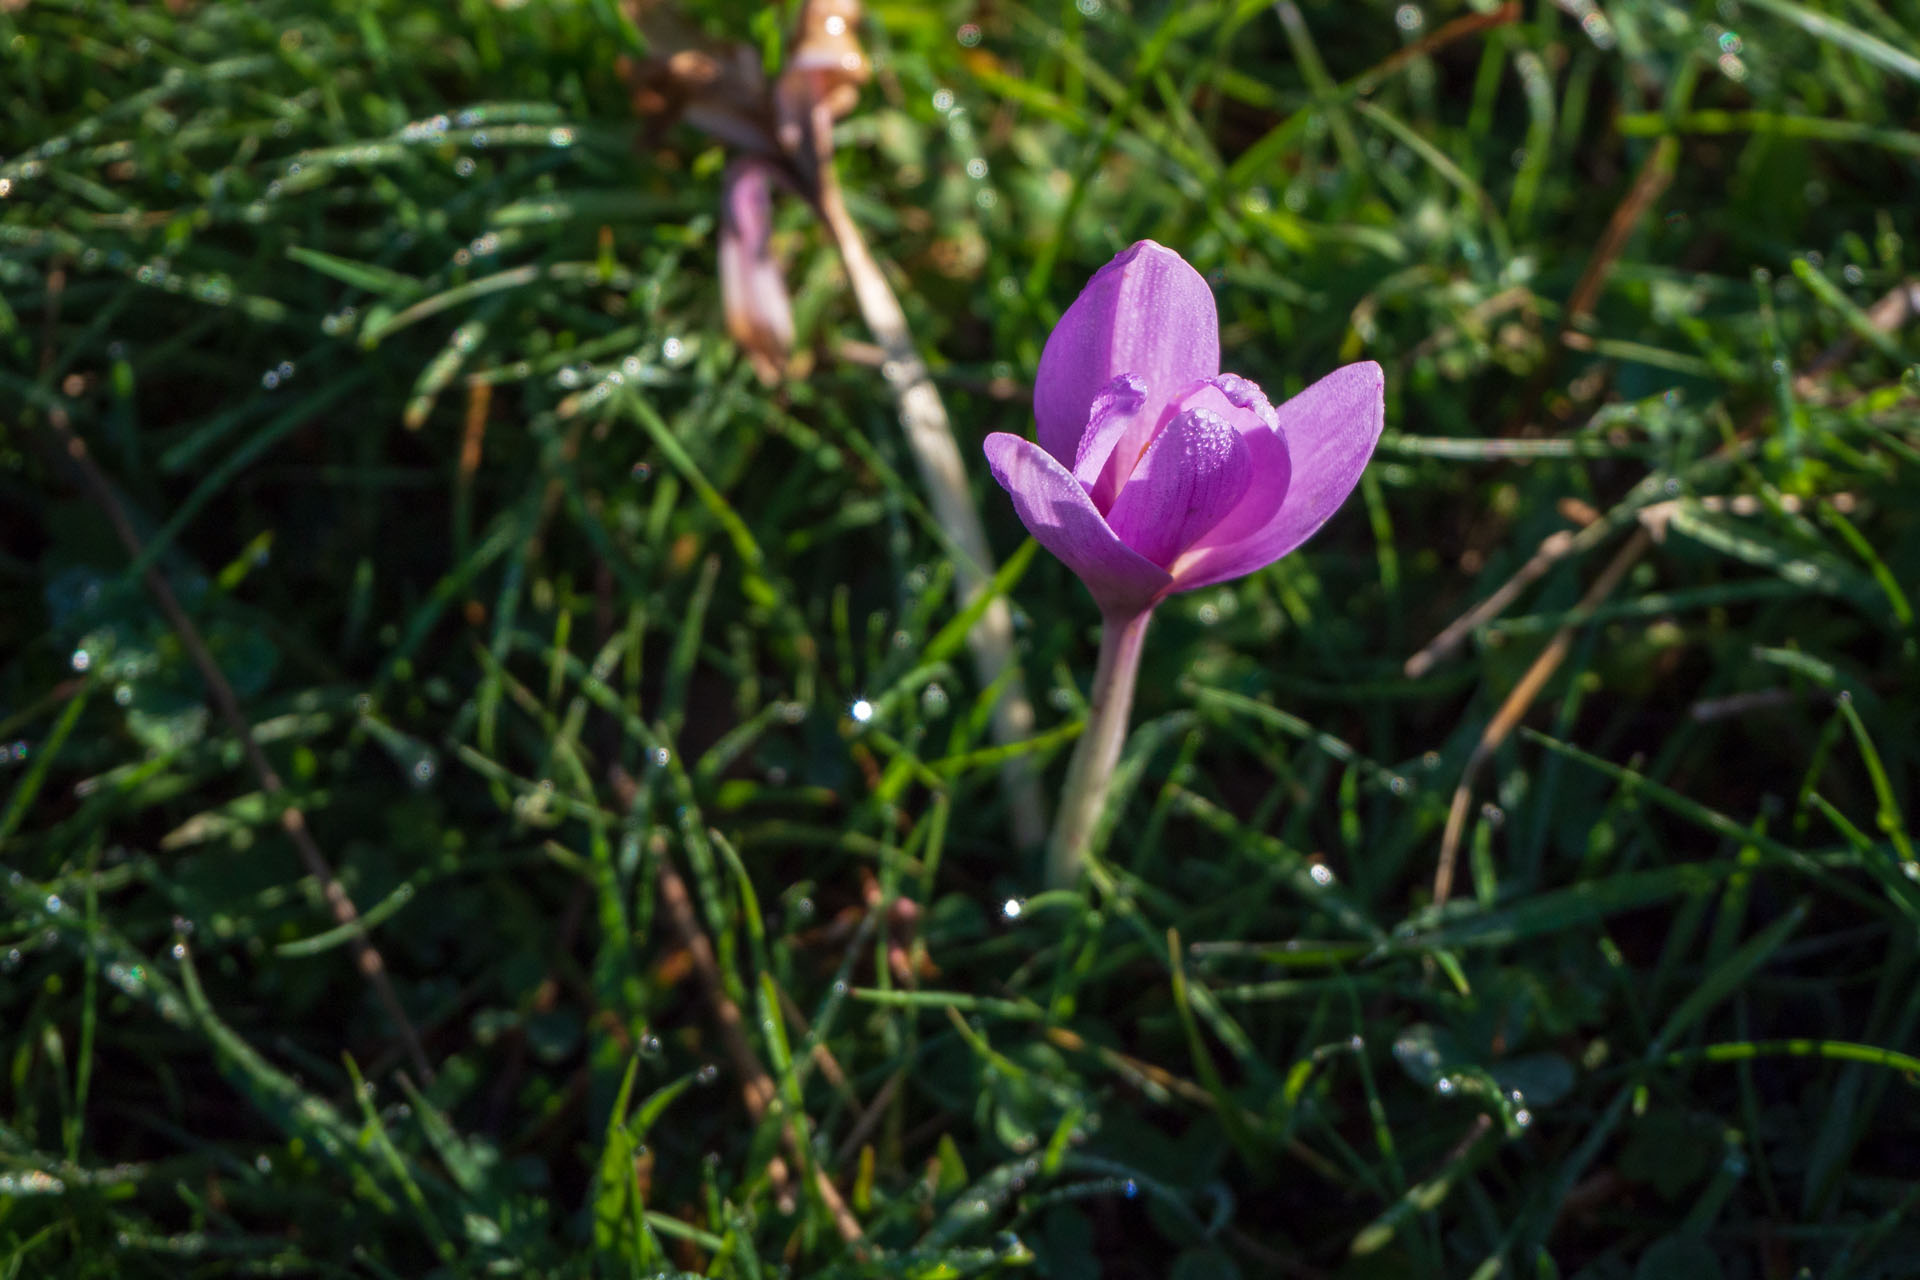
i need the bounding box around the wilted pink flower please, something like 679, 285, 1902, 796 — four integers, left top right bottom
719, 160, 796, 385
985, 241, 1384, 619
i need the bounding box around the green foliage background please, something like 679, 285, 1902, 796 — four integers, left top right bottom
2, 0, 1917, 1275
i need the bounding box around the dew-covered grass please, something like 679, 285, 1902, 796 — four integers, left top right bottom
3, 0, 1918, 1275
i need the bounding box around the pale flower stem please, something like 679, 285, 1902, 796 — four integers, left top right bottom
1046, 607, 1153, 889
811, 122, 1047, 849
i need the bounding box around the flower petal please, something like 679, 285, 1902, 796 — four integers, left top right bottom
984, 432, 1173, 617
718, 160, 795, 385
1105, 406, 1252, 569
1169, 361, 1384, 593
1168, 376, 1290, 554
1069, 374, 1148, 504
1033, 241, 1220, 466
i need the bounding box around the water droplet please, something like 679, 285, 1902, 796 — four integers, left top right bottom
410, 758, 436, 785
957, 22, 982, 45
662, 336, 684, 361
44, 894, 63, 915
548, 126, 575, 147
1309, 864, 1335, 886
639, 1034, 662, 1057
1395, 5, 1424, 31
1121, 1177, 1138, 1198
1514, 1108, 1532, 1127
255, 1154, 273, 1173
849, 698, 874, 725
793, 896, 815, 919
695, 1063, 720, 1085
1, 949, 21, 973
454, 157, 476, 177
1436, 1077, 1456, 1095
931, 89, 955, 112
920, 684, 949, 716
648, 746, 670, 768
70, 648, 91, 672
1001, 897, 1024, 921
106, 963, 146, 994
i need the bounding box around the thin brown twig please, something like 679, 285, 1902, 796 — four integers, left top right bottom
1497, 133, 1679, 443
776, 983, 856, 1098
615, 764, 864, 1248
1792, 277, 1920, 398
1432, 526, 1653, 906
1562, 136, 1680, 340
1354, 1, 1522, 92
42, 419, 435, 1082
1404, 526, 1583, 678
833, 1068, 902, 1168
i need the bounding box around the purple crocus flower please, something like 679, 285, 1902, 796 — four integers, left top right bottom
984, 240, 1384, 620
986, 241, 1384, 885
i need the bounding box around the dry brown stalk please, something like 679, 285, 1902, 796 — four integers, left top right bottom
623, 0, 1047, 849
615, 765, 863, 1247
1354, 1, 1522, 91
1431, 526, 1653, 907
1404, 525, 1584, 678
808, 120, 1046, 849
1562, 136, 1680, 338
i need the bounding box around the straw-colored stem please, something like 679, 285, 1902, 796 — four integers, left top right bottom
810, 112, 1046, 848
1046, 608, 1153, 889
